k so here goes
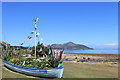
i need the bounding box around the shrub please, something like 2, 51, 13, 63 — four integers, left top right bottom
3, 43, 64, 69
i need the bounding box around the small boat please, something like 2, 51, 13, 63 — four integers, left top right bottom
2, 59, 64, 78
2, 18, 64, 78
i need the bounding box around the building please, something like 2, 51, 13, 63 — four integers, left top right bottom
0, 41, 10, 50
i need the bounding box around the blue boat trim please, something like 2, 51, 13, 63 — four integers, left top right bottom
14, 64, 23, 68
2, 59, 64, 71
2, 59, 13, 65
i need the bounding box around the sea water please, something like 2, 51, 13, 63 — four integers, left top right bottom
64, 49, 118, 54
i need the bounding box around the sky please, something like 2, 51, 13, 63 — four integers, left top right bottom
2, 2, 118, 49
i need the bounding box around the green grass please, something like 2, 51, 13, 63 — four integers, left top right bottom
2, 62, 118, 79
62, 62, 118, 78
2, 67, 29, 78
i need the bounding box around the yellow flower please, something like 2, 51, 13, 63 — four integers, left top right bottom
24, 57, 31, 59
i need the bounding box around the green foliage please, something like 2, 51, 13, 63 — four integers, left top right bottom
33, 43, 64, 68
10, 60, 20, 65
24, 58, 51, 69
3, 43, 64, 69
1, 43, 6, 50
2, 48, 14, 60
24, 58, 33, 65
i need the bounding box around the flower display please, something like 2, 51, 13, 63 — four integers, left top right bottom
24, 57, 31, 59
4, 43, 64, 69
9, 58, 19, 62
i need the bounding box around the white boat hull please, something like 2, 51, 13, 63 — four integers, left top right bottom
2, 59, 64, 78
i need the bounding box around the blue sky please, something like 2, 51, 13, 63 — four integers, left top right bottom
2, 2, 118, 49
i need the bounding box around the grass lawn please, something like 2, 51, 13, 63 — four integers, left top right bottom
2, 61, 118, 79
62, 62, 118, 78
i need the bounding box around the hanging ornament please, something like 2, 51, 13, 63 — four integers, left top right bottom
31, 31, 34, 34
39, 48, 42, 52
28, 46, 31, 49
37, 41, 40, 45
28, 36, 32, 39
48, 49, 51, 55
34, 18, 39, 23
34, 20, 37, 23
29, 37, 32, 39
36, 33, 40, 37
23, 40, 26, 43
40, 38, 43, 41
35, 27, 38, 30
58, 63, 62, 67
36, 35, 39, 37
21, 43, 23, 45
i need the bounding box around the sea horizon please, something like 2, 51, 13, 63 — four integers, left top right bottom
64, 49, 118, 54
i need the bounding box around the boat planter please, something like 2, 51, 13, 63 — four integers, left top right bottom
2, 18, 64, 78
2, 59, 64, 78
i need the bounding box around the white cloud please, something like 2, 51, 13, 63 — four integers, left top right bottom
103, 43, 118, 46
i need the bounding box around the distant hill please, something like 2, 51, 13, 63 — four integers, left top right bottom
50, 42, 93, 50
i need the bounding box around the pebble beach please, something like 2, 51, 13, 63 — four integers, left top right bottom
62, 53, 119, 65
